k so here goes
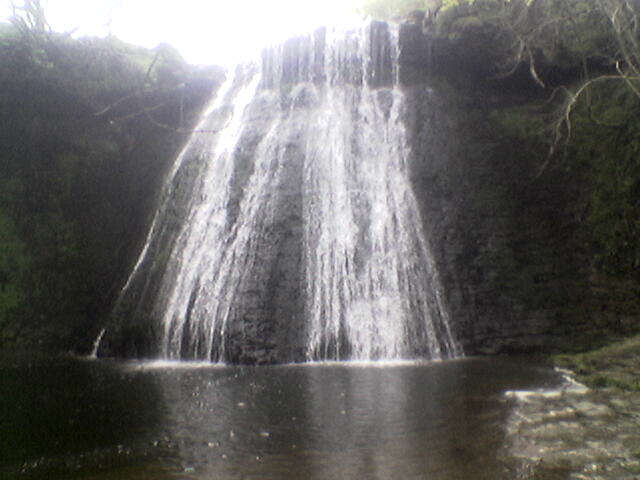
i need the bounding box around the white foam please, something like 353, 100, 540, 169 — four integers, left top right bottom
505, 368, 589, 400
122, 359, 226, 371
285, 358, 438, 368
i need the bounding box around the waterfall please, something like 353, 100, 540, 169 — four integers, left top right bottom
112, 21, 460, 363
88, 328, 106, 359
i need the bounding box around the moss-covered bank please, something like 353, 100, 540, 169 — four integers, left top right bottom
555, 334, 640, 391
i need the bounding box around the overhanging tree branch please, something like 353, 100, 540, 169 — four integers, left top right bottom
540, 72, 640, 176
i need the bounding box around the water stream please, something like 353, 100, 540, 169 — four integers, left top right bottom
109, 21, 459, 363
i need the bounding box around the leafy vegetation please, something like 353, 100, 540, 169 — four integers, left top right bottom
426, 1, 640, 282
363, 0, 638, 90
378, 0, 639, 343
0, 211, 29, 341
571, 84, 640, 280
359, 0, 472, 20
0, 3, 223, 351
490, 80, 640, 283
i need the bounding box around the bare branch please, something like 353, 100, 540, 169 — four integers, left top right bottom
493, 37, 526, 80
526, 43, 545, 88
616, 60, 640, 97
540, 72, 640, 176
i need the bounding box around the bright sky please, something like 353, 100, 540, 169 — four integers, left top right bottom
0, 0, 363, 66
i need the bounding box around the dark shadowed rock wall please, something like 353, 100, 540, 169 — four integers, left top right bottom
399, 23, 636, 355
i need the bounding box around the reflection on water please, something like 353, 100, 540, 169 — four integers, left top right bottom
0, 356, 562, 479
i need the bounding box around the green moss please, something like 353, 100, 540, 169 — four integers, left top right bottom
0, 212, 29, 269
0, 209, 30, 342
568, 82, 640, 281
584, 375, 640, 392
489, 107, 548, 142
554, 335, 640, 390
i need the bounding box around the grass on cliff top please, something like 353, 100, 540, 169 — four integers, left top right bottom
554, 334, 640, 392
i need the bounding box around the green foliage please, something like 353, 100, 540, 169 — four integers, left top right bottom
0, 21, 18, 39
0, 3, 222, 351
490, 82, 640, 282
490, 106, 548, 141
0, 210, 29, 330
359, 0, 474, 19
569, 83, 640, 279
437, 0, 615, 74
587, 375, 640, 390
362, 0, 639, 94
554, 334, 640, 391
360, 0, 428, 19
461, 1, 640, 283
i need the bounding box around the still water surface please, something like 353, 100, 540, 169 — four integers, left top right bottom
1, 356, 561, 479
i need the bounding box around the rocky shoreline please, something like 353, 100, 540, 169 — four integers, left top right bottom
502, 337, 640, 479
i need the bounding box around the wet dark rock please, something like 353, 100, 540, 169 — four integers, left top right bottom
398, 24, 631, 356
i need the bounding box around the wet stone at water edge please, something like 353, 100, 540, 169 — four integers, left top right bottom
503, 371, 640, 479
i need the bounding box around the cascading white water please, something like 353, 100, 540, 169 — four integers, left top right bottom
300, 26, 457, 360
112, 21, 460, 363
88, 328, 106, 359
